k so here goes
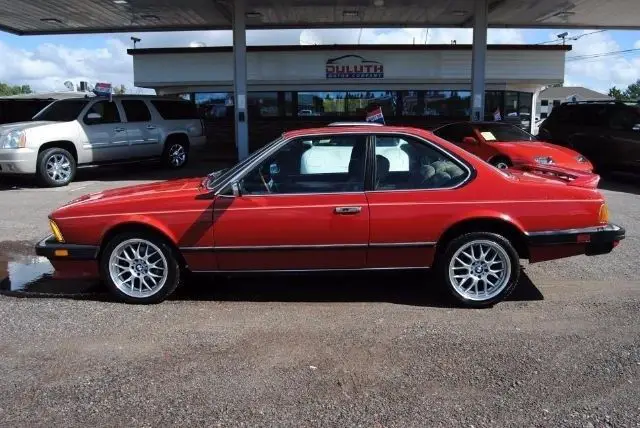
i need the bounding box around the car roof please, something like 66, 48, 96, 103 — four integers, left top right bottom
282, 125, 435, 139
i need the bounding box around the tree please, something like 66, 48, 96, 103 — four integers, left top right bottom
623, 79, 640, 101
608, 87, 626, 101
114, 84, 127, 95
0, 83, 32, 96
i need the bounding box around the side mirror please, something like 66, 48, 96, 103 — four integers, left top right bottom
462, 136, 478, 145
633, 124, 640, 132
85, 112, 102, 122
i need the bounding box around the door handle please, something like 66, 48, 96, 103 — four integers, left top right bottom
114, 127, 125, 133
334, 206, 362, 215
146, 125, 157, 130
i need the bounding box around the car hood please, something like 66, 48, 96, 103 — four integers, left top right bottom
492, 141, 592, 171
53, 177, 206, 218
0, 121, 57, 134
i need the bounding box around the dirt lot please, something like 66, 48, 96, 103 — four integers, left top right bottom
0, 163, 639, 427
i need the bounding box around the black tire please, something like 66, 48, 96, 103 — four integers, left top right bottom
437, 232, 520, 308
162, 136, 189, 169
100, 231, 181, 304
489, 157, 512, 170
36, 147, 76, 187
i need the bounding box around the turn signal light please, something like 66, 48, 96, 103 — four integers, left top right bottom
49, 219, 65, 243
598, 203, 610, 224
54, 249, 69, 257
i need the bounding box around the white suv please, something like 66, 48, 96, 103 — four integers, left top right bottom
0, 95, 206, 187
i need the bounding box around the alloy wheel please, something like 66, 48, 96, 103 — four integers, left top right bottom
45, 153, 72, 184
169, 144, 186, 167
448, 239, 511, 302
108, 238, 168, 298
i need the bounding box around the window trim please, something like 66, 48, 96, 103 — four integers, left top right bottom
82, 100, 122, 126
369, 133, 474, 193
213, 130, 475, 197
121, 99, 152, 123
222, 132, 373, 197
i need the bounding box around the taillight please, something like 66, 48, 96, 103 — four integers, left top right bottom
598, 203, 609, 224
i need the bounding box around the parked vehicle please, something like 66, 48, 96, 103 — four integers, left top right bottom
0, 96, 206, 187
433, 121, 594, 172
538, 101, 640, 174
36, 125, 624, 307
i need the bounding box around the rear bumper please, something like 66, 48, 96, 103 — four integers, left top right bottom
0, 148, 37, 174
527, 224, 625, 256
35, 235, 99, 261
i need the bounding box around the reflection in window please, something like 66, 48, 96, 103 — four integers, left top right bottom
248, 92, 278, 117
346, 91, 396, 117
297, 92, 346, 116
401, 91, 470, 118
195, 92, 233, 119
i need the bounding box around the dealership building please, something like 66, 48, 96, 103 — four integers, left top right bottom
129, 43, 569, 158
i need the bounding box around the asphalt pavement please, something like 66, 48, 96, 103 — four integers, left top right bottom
0, 163, 639, 427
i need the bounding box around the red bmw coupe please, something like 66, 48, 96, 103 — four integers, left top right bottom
36, 125, 624, 308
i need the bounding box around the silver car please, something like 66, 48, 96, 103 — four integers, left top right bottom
0, 95, 206, 187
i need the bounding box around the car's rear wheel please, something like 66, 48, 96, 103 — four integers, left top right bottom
101, 232, 181, 304
37, 147, 76, 187
438, 232, 520, 308
490, 157, 512, 170
162, 136, 189, 169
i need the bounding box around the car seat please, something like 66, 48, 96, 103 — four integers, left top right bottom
375, 155, 391, 189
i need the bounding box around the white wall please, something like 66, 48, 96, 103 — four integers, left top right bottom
133, 48, 566, 91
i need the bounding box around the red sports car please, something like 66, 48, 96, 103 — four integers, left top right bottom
36, 125, 624, 308
433, 122, 594, 172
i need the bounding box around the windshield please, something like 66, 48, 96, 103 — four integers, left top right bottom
205, 136, 284, 191
475, 123, 536, 142
33, 99, 90, 122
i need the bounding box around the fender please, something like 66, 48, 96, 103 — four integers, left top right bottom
100, 215, 179, 246
439, 209, 527, 240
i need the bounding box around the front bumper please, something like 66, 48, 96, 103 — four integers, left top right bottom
0, 147, 38, 174
527, 224, 625, 256
35, 235, 99, 261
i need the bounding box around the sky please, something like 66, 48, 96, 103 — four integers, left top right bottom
0, 27, 639, 94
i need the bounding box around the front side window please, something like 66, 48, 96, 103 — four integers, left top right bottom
84, 101, 121, 125
474, 123, 535, 142
239, 134, 367, 195
122, 100, 151, 122
374, 135, 469, 190
609, 107, 640, 131
33, 99, 89, 122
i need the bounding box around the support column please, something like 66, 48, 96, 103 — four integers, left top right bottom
470, 0, 488, 122
233, 0, 249, 159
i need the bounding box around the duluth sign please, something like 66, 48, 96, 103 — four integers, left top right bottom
325, 55, 384, 79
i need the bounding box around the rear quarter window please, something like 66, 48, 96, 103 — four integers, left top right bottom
150, 100, 198, 120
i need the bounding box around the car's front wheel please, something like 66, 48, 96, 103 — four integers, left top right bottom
490, 157, 512, 170
101, 231, 181, 304
37, 147, 76, 187
438, 232, 520, 308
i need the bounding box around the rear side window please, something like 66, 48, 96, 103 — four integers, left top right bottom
151, 100, 198, 120
434, 124, 473, 143
122, 100, 151, 122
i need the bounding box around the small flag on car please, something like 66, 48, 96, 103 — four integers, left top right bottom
93, 82, 113, 102
493, 107, 502, 121
366, 106, 385, 124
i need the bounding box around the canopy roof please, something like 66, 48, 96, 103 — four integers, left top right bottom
1, 0, 638, 35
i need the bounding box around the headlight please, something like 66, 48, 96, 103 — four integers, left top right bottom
534, 156, 554, 165
576, 155, 588, 163
0, 130, 26, 149
49, 219, 65, 243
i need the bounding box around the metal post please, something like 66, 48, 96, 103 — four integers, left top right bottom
470, 0, 488, 122
233, 0, 249, 159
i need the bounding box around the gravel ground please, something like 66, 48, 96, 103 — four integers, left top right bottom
0, 164, 639, 427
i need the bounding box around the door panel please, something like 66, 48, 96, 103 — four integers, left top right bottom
121, 100, 163, 158
80, 100, 128, 162
213, 194, 369, 270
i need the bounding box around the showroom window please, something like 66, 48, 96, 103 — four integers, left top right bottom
297, 92, 347, 116
195, 92, 233, 120
541, 99, 549, 107
346, 91, 397, 117
248, 92, 279, 117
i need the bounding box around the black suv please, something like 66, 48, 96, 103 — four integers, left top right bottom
538, 101, 640, 174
